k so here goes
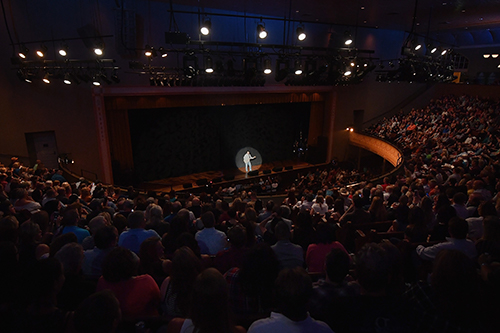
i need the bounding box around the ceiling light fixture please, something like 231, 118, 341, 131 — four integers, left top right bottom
158, 47, 168, 58
344, 31, 353, 46
63, 73, 72, 85
42, 73, 50, 84
36, 44, 48, 58
257, 21, 267, 39
145, 45, 153, 57
294, 60, 303, 75
263, 58, 272, 74
92, 75, 101, 86
205, 56, 214, 73
18, 45, 29, 59
200, 18, 211, 36
93, 41, 104, 56
296, 25, 306, 41
58, 43, 68, 57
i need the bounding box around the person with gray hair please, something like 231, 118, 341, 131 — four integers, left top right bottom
145, 204, 169, 237
118, 210, 159, 254
82, 215, 109, 250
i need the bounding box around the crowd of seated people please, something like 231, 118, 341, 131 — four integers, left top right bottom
1, 94, 500, 332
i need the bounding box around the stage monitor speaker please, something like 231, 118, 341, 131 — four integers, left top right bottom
196, 178, 208, 186
183, 183, 192, 189
263, 169, 271, 174
248, 170, 259, 177
284, 166, 293, 170
212, 177, 222, 183
223, 175, 234, 181
272, 167, 283, 172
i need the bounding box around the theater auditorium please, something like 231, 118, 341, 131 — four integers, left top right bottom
1, 1, 500, 332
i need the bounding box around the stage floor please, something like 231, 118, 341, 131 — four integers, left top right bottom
140, 159, 316, 193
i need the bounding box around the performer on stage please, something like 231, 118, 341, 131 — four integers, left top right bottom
243, 150, 256, 172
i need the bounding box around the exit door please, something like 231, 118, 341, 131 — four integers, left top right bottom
25, 131, 59, 170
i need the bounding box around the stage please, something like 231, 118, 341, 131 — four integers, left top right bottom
140, 159, 319, 193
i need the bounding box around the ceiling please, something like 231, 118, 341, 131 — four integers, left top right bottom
167, 0, 500, 36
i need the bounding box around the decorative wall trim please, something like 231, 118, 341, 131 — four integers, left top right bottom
92, 88, 113, 184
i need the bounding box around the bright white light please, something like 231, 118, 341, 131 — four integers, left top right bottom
441, 49, 447, 56
492, 54, 499, 58
344, 70, 352, 76
350, 128, 354, 132
58, 49, 67, 57
298, 32, 306, 41
264, 68, 272, 74
92, 81, 101, 86
295, 69, 302, 75
64, 79, 71, 85
205, 68, 214, 73
145, 50, 152, 57
415, 44, 422, 50
200, 27, 210, 36
94, 48, 103, 56
345, 39, 353, 45
18, 52, 26, 59
259, 30, 268, 39
484, 54, 491, 58
36, 50, 44, 58
431, 47, 437, 53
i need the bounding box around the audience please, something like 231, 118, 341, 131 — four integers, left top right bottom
166, 268, 246, 333
271, 221, 304, 270
247, 267, 333, 333
96, 247, 161, 319
118, 210, 160, 254
2, 94, 500, 332
195, 211, 227, 255
160, 246, 202, 318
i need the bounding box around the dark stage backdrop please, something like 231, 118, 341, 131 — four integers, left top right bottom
128, 102, 311, 181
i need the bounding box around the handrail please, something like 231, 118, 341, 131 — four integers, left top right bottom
81, 169, 98, 180
346, 131, 405, 188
